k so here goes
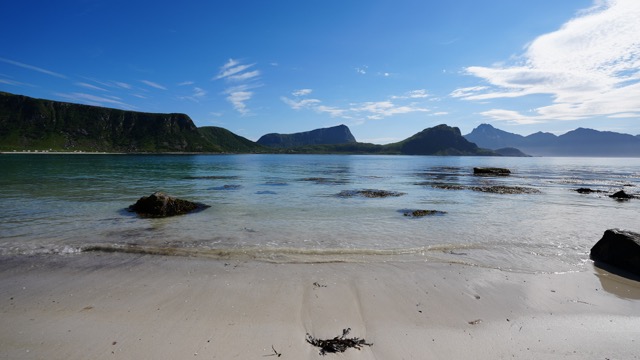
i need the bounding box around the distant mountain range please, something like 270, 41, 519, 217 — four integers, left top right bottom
3, 92, 637, 157
464, 124, 640, 157
0, 92, 497, 156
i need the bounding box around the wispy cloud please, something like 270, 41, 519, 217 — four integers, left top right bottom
281, 89, 430, 121
452, 0, 640, 124
55, 92, 134, 109
0, 57, 66, 78
214, 58, 261, 115
292, 88, 313, 97
76, 82, 108, 92
140, 80, 167, 90
179, 87, 207, 102
178, 81, 194, 86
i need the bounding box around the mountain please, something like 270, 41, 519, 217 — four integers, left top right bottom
464, 123, 640, 157
198, 126, 265, 153
387, 124, 488, 155
464, 123, 525, 149
0, 92, 265, 153
292, 124, 497, 156
257, 124, 356, 148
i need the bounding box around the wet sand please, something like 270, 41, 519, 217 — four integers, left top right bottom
1, 253, 639, 359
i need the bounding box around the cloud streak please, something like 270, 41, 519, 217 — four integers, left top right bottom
0, 57, 66, 78
140, 80, 167, 90
452, 0, 640, 124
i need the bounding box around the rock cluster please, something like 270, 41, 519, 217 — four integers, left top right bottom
128, 192, 210, 218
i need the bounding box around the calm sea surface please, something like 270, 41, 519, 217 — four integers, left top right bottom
1, 154, 639, 273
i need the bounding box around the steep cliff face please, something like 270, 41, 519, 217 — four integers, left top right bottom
257, 124, 356, 148
0, 92, 218, 152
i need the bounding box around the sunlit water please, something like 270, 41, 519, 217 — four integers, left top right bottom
1, 154, 639, 273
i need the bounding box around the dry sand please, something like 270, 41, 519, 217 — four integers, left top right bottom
1, 253, 639, 359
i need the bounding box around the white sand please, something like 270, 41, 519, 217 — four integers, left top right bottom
1, 253, 639, 359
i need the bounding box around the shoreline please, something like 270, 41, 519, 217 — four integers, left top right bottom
1, 253, 639, 359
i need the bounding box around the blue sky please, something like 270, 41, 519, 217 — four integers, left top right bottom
1, 0, 639, 143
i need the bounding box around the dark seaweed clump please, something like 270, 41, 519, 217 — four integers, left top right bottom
306, 328, 372, 356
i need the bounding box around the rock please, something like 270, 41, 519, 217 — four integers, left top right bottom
128, 192, 210, 217
575, 188, 605, 194
337, 189, 405, 198
590, 229, 640, 276
473, 167, 511, 176
468, 186, 540, 194
609, 190, 635, 200
401, 209, 447, 217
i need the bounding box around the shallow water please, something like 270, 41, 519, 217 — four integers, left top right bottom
1, 154, 639, 273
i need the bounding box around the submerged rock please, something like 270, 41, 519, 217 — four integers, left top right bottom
473, 167, 511, 176
337, 189, 406, 198
400, 209, 447, 217
609, 190, 635, 200
575, 188, 606, 194
468, 186, 540, 194
128, 192, 210, 218
590, 229, 640, 276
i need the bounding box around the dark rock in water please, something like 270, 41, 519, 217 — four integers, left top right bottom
337, 189, 405, 198
590, 229, 640, 277
610, 190, 635, 200
469, 186, 540, 194
429, 184, 466, 191
401, 209, 447, 217
128, 192, 209, 217
575, 188, 606, 194
473, 167, 511, 176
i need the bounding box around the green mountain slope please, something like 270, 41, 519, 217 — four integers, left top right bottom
198, 126, 266, 153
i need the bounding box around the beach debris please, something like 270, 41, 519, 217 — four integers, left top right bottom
468, 319, 482, 325
473, 167, 511, 176
127, 192, 210, 218
306, 328, 373, 355
263, 345, 282, 357
337, 189, 405, 198
400, 209, 447, 217
313, 282, 327, 288
590, 229, 640, 277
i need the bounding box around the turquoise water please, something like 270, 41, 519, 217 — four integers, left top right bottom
1, 154, 639, 273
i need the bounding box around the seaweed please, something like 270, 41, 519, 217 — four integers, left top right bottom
306, 328, 373, 355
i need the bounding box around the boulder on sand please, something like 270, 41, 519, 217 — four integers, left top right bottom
590, 229, 640, 277
128, 192, 210, 217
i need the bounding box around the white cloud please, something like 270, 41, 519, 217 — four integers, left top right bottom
355, 66, 368, 75
453, 0, 640, 125
178, 81, 194, 86
281, 96, 321, 110
140, 80, 167, 90
281, 89, 430, 121
226, 90, 252, 115
292, 88, 313, 97
228, 69, 260, 82
392, 89, 430, 99
214, 58, 261, 114
0, 57, 66, 78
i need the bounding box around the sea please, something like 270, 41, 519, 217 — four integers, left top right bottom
1, 154, 639, 274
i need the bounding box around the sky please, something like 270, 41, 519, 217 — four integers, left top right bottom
1, 0, 639, 143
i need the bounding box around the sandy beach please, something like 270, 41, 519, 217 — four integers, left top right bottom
1, 253, 639, 360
